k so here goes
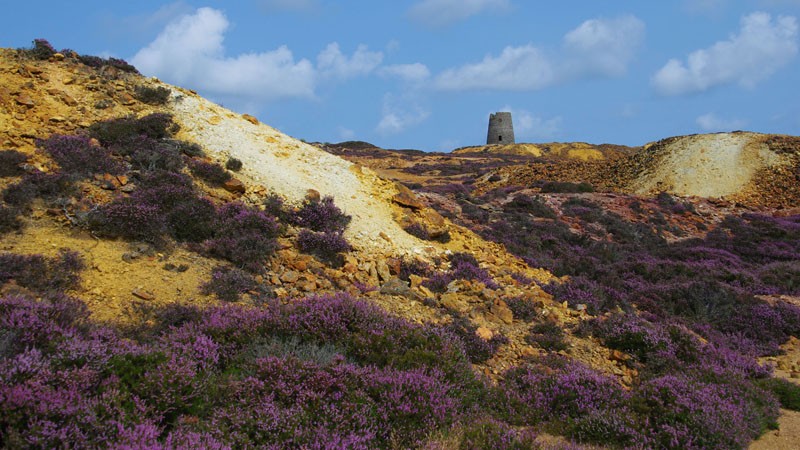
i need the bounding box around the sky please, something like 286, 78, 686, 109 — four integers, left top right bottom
2, 1, 800, 151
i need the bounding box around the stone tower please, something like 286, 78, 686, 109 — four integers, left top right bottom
487, 112, 515, 145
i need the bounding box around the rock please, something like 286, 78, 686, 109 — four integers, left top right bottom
305, 189, 321, 202
380, 277, 414, 297
408, 274, 423, 289
119, 93, 136, 105
490, 300, 513, 324
63, 77, 76, 85
49, 116, 67, 123
132, 289, 155, 301
23, 65, 42, 74
377, 260, 391, 282
280, 271, 300, 283
52, 53, 65, 61
242, 114, 259, 125
392, 184, 425, 209
386, 258, 402, 275
15, 94, 35, 107
476, 326, 494, 340
60, 93, 78, 106
441, 293, 470, 313
223, 178, 246, 194
610, 350, 629, 362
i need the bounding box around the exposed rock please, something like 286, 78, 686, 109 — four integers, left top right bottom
223, 178, 246, 194
380, 277, 415, 298
490, 299, 514, 324
305, 189, 321, 202
280, 271, 300, 283
476, 326, 494, 340
132, 289, 155, 301
15, 93, 35, 106
392, 183, 425, 209
242, 114, 259, 125
440, 293, 470, 313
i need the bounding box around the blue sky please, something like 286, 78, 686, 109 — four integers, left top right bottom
3, 1, 800, 150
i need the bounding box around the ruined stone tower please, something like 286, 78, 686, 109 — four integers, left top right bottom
487, 112, 514, 145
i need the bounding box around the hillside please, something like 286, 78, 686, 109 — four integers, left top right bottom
449, 133, 800, 209
1, 43, 800, 449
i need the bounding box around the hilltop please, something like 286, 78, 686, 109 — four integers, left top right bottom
1, 42, 800, 449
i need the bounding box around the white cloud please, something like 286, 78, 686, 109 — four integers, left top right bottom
652, 12, 798, 95
435, 45, 555, 91
408, 0, 511, 27
317, 43, 383, 80
258, 0, 321, 13
378, 63, 431, 82
376, 94, 430, 135
132, 7, 316, 101
434, 15, 644, 91
499, 106, 562, 140
562, 15, 645, 77
696, 113, 747, 131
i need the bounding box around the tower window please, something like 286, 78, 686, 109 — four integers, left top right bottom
498, 135, 502, 142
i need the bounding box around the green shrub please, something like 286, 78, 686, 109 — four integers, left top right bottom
133, 85, 171, 105
758, 377, 800, 411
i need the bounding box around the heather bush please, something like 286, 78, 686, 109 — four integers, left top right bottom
448, 252, 499, 289
225, 157, 243, 171
631, 372, 779, 449
504, 296, 539, 322
133, 85, 171, 105
445, 315, 508, 363
87, 113, 176, 147
21, 38, 56, 60
242, 335, 347, 367
758, 261, 800, 295
262, 192, 288, 221
423, 271, 454, 294
114, 171, 216, 242
38, 134, 124, 176
497, 357, 638, 446
169, 139, 205, 157
166, 196, 217, 242
539, 181, 594, 193
0, 150, 28, 177
204, 202, 281, 271
0, 250, 84, 293
439, 418, 538, 449
291, 196, 351, 232
188, 159, 232, 186
757, 377, 800, 410
0, 294, 475, 448
0, 205, 22, 234
297, 229, 351, 264
88, 197, 167, 243
211, 356, 462, 448
505, 194, 557, 218
105, 57, 139, 73
201, 266, 257, 302
404, 222, 431, 240
399, 257, 432, 282
124, 135, 185, 172
2, 171, 76, 208
269, 293, 480, 388
526, 322, 568, 352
